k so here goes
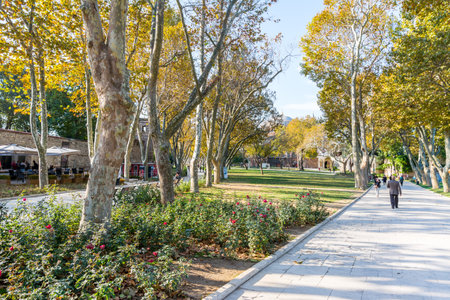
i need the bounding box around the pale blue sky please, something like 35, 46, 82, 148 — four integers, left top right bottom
261, 0, 324, 119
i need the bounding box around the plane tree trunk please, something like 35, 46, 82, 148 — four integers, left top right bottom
80, 0, 134, 228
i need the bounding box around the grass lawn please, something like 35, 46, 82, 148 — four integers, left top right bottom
417, 183, 450, 197
198, 167, 361, 205
225, 168, 356, 190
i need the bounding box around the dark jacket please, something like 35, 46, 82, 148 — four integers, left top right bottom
387, 180, 402, 196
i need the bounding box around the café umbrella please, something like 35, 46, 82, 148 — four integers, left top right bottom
46, 146, 80, 156
0, 144, 38, 156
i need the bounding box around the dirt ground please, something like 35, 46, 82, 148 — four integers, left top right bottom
180, 198, 354, 299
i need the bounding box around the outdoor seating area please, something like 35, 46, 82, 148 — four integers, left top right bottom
0, 144, 85, 185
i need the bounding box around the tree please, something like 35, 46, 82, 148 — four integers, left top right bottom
47, 89, 89, 139
373, 0, 449, 191
301, 0, 394, 189
284, 116, 317, 171
148, 0, 267, 203
79, 0, 135, 227
246, 135, 276, 175
0, 72, 29, 131
0, 0, 73, 188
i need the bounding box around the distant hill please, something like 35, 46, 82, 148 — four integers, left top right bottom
282, 116, 293, 126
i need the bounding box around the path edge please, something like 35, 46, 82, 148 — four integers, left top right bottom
204, 186, 373, 300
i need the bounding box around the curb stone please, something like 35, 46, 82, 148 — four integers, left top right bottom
204, 186, 373, 300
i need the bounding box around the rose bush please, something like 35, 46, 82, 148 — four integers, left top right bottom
0, 186, 328, 298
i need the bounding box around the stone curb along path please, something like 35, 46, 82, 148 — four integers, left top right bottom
205, 186, 373, 300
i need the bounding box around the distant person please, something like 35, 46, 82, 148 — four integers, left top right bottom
25, 161, 30, 170
387, 176, 402, 209
11, 161, 18, 170
374, 176, 381, 198
382, 175, 387, 186
399, 175, 404, 186
173, 171, 181, 185
32, 160, 38, 170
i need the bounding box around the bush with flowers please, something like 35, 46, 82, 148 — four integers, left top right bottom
0, 186, 328, 298
0, 195, 188, 299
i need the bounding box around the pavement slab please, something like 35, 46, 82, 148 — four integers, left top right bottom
225, 182, 450, 300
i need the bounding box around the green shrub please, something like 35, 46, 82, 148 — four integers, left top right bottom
28, 174, 39, 179
0, 175, 9, 180
0, 186, 329, 298
48, 175, 57, 180
0, 193, 188, 299
175, 181, 190, 193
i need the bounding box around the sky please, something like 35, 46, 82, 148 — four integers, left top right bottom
261, 0, 325, 119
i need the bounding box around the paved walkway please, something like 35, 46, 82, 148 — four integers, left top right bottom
226, 182, 450, 299
0, 180, 159, 211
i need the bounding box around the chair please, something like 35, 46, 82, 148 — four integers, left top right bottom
17, 171, 25, 183
9, 170, 17, 180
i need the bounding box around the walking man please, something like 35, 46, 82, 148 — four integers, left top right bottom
399, 174, 404, 186
387, 176, 402, 209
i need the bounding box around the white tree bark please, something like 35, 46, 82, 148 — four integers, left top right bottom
80, 0, 134, 227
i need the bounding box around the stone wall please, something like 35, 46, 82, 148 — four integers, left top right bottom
0, 129, 153, 170
0, 129, 90, 170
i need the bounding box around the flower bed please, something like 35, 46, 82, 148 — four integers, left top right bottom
0, 186, 328, 298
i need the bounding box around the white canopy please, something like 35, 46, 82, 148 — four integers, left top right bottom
0, 144, 38, 156
46, 146, 80, 156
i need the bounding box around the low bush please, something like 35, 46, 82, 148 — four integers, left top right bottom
0, 193, 188, 299
0, 187, 328, 298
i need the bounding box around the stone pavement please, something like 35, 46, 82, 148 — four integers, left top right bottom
226, 182, 450, 299
0, 180, 158, 211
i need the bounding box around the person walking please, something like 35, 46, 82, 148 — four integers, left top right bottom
387, 176, 402, 209
382, 175, 387, 186
399, 175, 404, 186
374, 177, 381, 198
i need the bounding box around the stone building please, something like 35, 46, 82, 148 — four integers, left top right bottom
0, 129, 91, 170
0, 123, 153, 171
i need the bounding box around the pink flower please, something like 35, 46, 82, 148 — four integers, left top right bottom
230, 219, 236, 224
236, 202, 239, 205
22, 198, 26, 202
9, 246, 14, 251
8, 229, 12, 233
263, 214, 267, 218
232, 211, 236, 214
219, 215, 222, 217
267, 208, 270, 211
100, 245, 106, 250
302, 195, 305, 198
86, 243, 94, 250
153, 251, 158, 257
307, 193, 310, 196
0, 270, 2, 277
321, 192, 323, 194
247, 203, 251, 206
45, 225, 52, 229
295, 194, 298, 197
260, 213, 263, 217
269, 202, 272, 205
256, 209, 259, 212
246, 195, 250, 199
263, 199, 267, 203
163, 222, 168, 225
199, 203, 203, 206
148, 259, 154, 263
